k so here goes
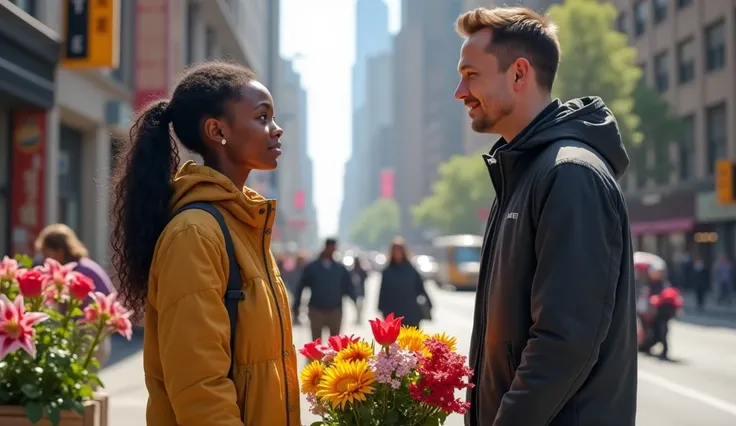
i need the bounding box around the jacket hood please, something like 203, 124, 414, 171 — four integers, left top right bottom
170, 161, 272, 228
494, 97, 629, 178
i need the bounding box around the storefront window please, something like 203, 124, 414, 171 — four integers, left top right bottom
59, 126, 83, 235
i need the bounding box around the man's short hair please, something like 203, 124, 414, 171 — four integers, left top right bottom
455, 7, 560, 91
325, 238, 337, 247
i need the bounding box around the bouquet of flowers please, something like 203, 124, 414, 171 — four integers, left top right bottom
299, 313, 473, 426
0, 255, 133, 426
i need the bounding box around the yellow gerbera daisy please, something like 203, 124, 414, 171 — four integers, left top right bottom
316, 359, 376, 409
397, 326, 428, 354
334, 341, 374, 364
430, 332, 458, 352
299, 361, 325, 395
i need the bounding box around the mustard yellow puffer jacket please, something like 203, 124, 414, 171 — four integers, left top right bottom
143, 162, 301, 426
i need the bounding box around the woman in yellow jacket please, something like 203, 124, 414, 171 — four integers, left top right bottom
110, 60, 300, 426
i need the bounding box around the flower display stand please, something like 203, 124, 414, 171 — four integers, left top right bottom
0, 399, 100, 426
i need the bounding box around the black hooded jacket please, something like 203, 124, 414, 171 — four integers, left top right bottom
466, 97, 637, 426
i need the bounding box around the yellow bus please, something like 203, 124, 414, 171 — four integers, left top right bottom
432, 234, 482, 290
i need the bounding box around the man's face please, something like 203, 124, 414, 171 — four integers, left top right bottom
325, 243, 336, 257
454, 29, 515, 134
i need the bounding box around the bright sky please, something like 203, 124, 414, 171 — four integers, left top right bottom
280, 0, 401, 238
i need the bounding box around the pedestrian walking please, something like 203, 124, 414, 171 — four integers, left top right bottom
454, 7, 637, 426
291, 238, 357, 341
377, 237, 432, 329
350, 255, 368, 324
109, 60, 300, 426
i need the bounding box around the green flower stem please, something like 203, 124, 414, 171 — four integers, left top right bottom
81, 319, 106, 370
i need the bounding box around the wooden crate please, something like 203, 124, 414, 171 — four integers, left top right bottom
93, 393, 109, 426
0, 399, 99, 426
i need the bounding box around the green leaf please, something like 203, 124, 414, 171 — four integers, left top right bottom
20, 383, 42, 399
24, 401, 44, 423
14, 254, 33, 269
309, 423, 327, 426
45, 404, 61, 426
71, 307, 84, 317
69, 400, 85, 415
79, 384, 94, 398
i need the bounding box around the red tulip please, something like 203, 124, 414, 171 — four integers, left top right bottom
16, 269, 45, 298
327, 334, 360, 352
299, 338, 331, 361
369, 313, 404, 346
68, 272, 95, 300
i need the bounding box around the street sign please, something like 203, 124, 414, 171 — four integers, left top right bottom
716, 159, 736, 205
61, 0, 121, 69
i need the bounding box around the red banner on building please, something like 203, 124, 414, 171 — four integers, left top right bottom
294, 190, 305, 211
134, 0, 171, 111
10, 111, 47, 255
380, 169, 395, 199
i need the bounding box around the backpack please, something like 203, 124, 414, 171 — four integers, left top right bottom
172, 202, 244, 379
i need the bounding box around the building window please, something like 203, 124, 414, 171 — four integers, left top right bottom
677, 0, 692, 8
654, 51, 669, 92
705, 21, 726, 72
653, 0, 668, 24
706, 104, 727, 176
9, 0, 36, 17
678, 115, 695, 181
617, 12, 628, 34
677, 38, 695, 84
634, 1, 647, 36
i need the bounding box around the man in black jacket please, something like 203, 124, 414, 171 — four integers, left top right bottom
454, 7, 637, 426
292, 238, 357, 341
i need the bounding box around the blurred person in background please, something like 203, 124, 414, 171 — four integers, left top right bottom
455, 7, 636, 426
692, 253, 710, 312
377, 237, 432, 328
34, 223, 114, 367
714, 253, 733, 305
109, 60, 300, 426
350, 255, 368, 324
292, 238, 357, 340
640, 267, 682, 360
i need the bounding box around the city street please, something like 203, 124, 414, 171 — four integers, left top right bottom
100, 273, 736, 426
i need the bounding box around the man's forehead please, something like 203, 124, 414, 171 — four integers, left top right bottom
459, 30, 494, 70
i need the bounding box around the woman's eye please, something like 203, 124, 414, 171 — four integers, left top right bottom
259, 113, 268, 121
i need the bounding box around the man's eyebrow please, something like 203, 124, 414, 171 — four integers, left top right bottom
459, 64, 475, 73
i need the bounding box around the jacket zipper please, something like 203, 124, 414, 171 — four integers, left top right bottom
261, 203, 291, 425
473, 154, 506, 420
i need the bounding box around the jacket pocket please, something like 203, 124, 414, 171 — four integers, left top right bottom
505, 341, 517, 381
234, 366, 252, 423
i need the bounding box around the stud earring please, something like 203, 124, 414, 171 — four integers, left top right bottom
221, 138, 227, 146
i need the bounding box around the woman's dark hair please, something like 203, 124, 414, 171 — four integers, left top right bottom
110, 60, 255, 319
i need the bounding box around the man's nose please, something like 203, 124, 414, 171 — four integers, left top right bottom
454, 80, 468, 101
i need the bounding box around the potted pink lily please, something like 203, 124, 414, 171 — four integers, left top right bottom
0, 255, 133, 426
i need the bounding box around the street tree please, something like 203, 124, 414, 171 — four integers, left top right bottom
549, 0, 643, 155
349, 198, 401, 249
412, 154, 495, 236
632, 82, 683, 184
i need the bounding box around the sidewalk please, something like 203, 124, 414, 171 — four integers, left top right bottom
681, 292, 736, 320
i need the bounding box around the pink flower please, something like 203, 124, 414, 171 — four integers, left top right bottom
16, 269, 45, 298
68, 272, 95, 300
0, 295, 49, 359
0, 256, 19, 281
299, 337, 331, 361
84, 292, 133, 340
40, 259, 76, 304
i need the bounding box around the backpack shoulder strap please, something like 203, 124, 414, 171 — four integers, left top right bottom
172, 202, 243, 379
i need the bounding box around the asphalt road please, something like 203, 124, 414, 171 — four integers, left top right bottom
99, 273, 736, 425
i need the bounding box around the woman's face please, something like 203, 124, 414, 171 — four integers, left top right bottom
42, 247, 65, 263
219, 81, 284, 171
392, 246, 404, 262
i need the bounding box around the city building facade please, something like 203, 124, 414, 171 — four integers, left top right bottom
613, 0, 735, 266
0, 0, 276, 269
